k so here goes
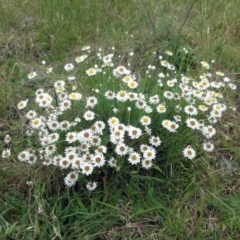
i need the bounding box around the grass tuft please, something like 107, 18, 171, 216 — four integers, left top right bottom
0, 0, 240, 239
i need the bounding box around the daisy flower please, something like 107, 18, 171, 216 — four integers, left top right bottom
149, 95, 160, 104
140, 144, 150, 153
116, 90, 128, 102
38, 147, 48, 158
167, 121, 179, 133
167, 80, 175, 87
145, 126, 152, 135
91, 136, 102, 146
149, 136, 161, 147
128, 152, 141, 165
30, 118, 42, 129
113, 108, 118, 113
46, 67, 53, 74
75, 55, 87, 63
202, 125, 216, 139
57, 92, 68, 102
211, 81, 222, 89
228, 83, 237, 90
102, 54, 113, 64
109, 157, 117, 167
64, 171, 79, 187
68, 76, 76, 81
212, 103, 226, 112
135, 100, 146, 109
210, 109, 222, 118
108, 117, 120, 127
181, 76, 190, 84
48, 133, 60, 143
25, 129, 34, 136
79, 143, 91, 156
163, 91, 174, 99
78, 129, 93, 142
145, 106, 153, 114
158, 72, 165, 78
115, 65, 130, 75
141, 159, 153, 169
115, 143, 129, 156
200, 61, 210, 69
82, 153, 94, 163
60, 100, 71, 111
110, 130, 124, 144
54, 80, 65, 89
86, 181, 97, 191
208, 116, 218, 124
140, 116, 151, 126
71, 158, 82, 169
216, 71, 224, 76
69, 92, 82, 100
186, 118, 199, 130
162, 119, 171, 129
55, 86, 65, 93
74, 117, 81, 123
65, 151, 77, 162
66, 132, 77, 143
64, 63, 74, 71
60, 121, 71, 131
4, 135, 11, 144
128, 92, 137, 101
65, 146, 78, 154
59, 158, 71, 169
165, 50, 173, 56
86, 96, 98, 108
95, 145, 107, 155
113, 123, 126, 132
82, 46, 90, 51
38, 97, 53, 108
28, 71, 37, 79
143, 147, 156, 161
128, 126, 142, 139
202, 142, 214, 152
93, 154, 106, 167
183, 145, 196, 160
81, 163, 94, 175
18, 150, 30, 161
161, 60, 169, 67
122, 75, 134, 83
94, 120, 106, 132
26, 110, 37, 119
104, 91, 115, 100
184, 105, 198, 116
47, 121, 60, 131
156, 104, 167, 113
52, 155, 63, 166
27, 154, 37, 164
222, 77, 230, 82
198, 105, 208, 112
86, 68, 97, 76
83, 110, 95, 121
128, 81, 139, 89
174, 115, 182, 122
204, 97, 214, 106
2, 149, 11, 158
17, 99, 28, 110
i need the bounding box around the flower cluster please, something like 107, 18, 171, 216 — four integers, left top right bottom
2, 46, 237, 190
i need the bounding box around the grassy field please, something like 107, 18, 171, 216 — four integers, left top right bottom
0, 0, 240, 239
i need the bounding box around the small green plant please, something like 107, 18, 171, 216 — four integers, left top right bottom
2, 46, 237, 193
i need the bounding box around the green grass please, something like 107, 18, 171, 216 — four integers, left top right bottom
0, 0, 240, 239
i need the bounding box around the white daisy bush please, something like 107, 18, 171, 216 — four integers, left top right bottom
2, 46, 237, 190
